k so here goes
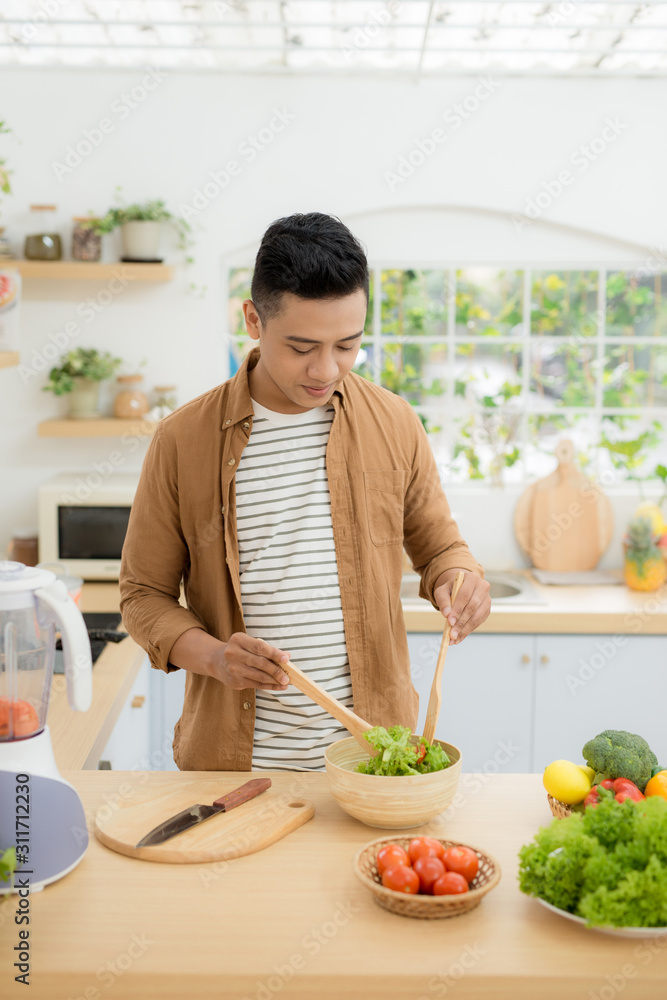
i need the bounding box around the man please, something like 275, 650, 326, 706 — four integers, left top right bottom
120, 212, 490, 771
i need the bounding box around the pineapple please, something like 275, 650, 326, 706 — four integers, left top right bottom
623, 516, 667, 592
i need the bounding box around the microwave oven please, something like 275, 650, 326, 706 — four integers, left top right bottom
38, 473, 139, 580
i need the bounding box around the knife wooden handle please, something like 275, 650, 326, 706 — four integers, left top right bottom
213, 777, 271, 811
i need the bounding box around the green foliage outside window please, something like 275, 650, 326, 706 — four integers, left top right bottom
229, 265, 667, 486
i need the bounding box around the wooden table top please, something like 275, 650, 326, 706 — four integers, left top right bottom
1, 771, 665, 999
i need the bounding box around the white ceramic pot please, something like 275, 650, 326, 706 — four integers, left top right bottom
68, 377, 101, 420
120, 220, 163, 260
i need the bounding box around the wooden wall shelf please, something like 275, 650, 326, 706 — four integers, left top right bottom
0, 351, 19, 369
38, 418, 158, 438
3, 260, 174, 282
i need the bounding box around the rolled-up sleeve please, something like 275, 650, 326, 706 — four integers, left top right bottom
400, 401, 484, 608
120, 421, 206, 673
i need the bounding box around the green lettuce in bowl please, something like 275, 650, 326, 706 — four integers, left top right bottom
0, 847, 16, 887
356, 725, 451, 776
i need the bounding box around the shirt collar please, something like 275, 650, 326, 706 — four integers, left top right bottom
222, 345, 348, 428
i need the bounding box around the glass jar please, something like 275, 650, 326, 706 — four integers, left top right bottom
72, 217, 102, 262
0, 227, 15, 260
113, 375, 149, 418
23, 205, 62, 261
148, 384, 177, 420
6, 529, 38, 567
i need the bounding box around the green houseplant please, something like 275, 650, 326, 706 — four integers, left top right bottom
0, 120, 15, 213
43, 348, 122, 420
88, 186, 193, 266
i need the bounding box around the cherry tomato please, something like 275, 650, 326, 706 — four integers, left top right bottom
442, 846, 479, 884
0, 698, 40, 738
408, 837, 440, 865
381, 865, 420, 894
376, 844, 410, 876
413, 856, 445, 894
433, 872, 469, 895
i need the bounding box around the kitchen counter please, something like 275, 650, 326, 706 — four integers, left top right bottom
2, 771, 665, 999
80, 574, 667, 635
403, 569, 667, 634
47, 589, 146, 771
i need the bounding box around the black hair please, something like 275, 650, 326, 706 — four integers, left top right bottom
250, 212, 369, 324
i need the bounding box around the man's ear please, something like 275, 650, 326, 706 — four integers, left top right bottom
242, 299, 261, 341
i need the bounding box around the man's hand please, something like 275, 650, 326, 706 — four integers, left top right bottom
433, 569, 491, 645
215, 633, 291, 690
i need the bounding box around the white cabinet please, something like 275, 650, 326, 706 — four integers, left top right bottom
147, 664, 186, 772
532, 634, 667, 772
407, 632, 667, 773
98, 656, 151, 770
407, 633, 534, 772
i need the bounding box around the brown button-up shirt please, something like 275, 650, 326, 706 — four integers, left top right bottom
119, 347, 483, 771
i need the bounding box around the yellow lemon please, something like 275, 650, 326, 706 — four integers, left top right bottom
634, 502, 666, 537
578, 764, 596, 783
543, 760, 592, 804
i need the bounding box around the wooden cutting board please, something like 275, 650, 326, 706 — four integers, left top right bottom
514, 439, 613, 571
94, 778, 315, 864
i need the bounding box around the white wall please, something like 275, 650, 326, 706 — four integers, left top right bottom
1, 67, 665, 561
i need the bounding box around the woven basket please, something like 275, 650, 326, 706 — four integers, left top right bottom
353, 836, 501, 919
547, 794, 573, 819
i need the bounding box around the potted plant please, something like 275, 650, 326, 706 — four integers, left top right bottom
43, 347, 122, 419
0, 119, 16, 258
88, 185, 193, 264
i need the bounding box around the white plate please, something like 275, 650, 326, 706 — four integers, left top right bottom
535, 897, 667, 938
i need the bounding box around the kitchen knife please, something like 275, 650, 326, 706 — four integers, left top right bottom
135, 777, 272, 848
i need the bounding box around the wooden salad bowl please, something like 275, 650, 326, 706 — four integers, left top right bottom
324, 736, 462, 829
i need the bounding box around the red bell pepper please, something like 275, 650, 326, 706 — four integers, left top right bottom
612, 777, 645, 802
600, 779, 615, 791
584, 786, 600, 808
415, 743, 427, 765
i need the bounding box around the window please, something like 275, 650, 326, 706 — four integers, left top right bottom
228, 265, 667, 485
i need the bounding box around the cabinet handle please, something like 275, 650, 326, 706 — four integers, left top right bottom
131, 695, 146, 708
521, 654, 531, 665
540, 655, 550, 666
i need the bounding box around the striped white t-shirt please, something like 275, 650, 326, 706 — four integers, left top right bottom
235, 397, 353, 771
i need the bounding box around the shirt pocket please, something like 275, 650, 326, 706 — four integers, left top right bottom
364, 469, 407, 546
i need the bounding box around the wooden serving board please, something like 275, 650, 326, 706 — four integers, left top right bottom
514, 439, 613, 571
94, 779, 315, 864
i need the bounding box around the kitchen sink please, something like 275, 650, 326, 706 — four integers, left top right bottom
400, 571, 546, 605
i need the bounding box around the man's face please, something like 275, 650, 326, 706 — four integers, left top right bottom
242, 289, 367, 413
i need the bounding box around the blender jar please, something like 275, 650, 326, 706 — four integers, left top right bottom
0, 563, 56, 741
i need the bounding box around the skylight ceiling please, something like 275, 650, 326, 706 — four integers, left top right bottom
2, 1, 666, 76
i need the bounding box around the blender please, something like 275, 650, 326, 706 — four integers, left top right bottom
0, 561, 92, 893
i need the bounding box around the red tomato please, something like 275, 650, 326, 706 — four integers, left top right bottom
421, 837, 446, 862
376, 844, 410, 876
408, 837, 440, 865
413, 856, 445, 894
381, 865, 420, 894
0, 698, 40, 738
433, 872, 469, 895
442, 846, 479, 884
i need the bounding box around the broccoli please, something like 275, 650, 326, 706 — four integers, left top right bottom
582, 730, 658, 793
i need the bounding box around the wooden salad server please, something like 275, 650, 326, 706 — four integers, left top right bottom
421, 571, 466, 746
280, 658, 379, 757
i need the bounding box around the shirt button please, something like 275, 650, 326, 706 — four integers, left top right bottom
243, 421, 250, 430
228, 458, 235, 466
225, 419, 232, 425
242, 701, 251, 710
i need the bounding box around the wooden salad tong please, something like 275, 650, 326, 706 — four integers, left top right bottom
280, 658, 379, 757
421, 571, 465, 746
